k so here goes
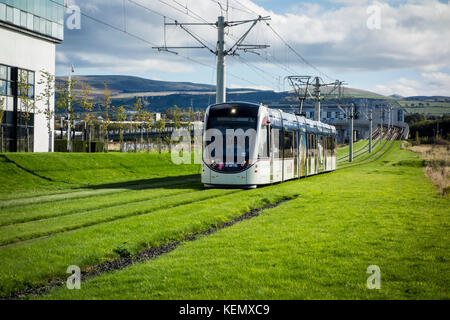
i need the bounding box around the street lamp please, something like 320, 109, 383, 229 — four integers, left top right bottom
67, 64, 75, 152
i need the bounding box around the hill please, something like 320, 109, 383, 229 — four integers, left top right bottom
55, 74, 390, 113
55, 75, 449, 116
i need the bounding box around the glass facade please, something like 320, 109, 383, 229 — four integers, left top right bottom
0, 0, 64, 41
1, 110, 34, 152
0, 64, 35, 152
0, 64, 34, 98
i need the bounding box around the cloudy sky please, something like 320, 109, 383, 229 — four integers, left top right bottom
57, 0, 450, 97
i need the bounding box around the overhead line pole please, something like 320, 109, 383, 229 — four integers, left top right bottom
337, 83, 354, 162
369, 108, 373, 153
216, 16, 226, 103
153, 16, 271, 103
380, 107, 384, 144
349, 105, 354, 162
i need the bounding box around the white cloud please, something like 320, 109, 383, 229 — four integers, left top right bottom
229, 83, 274, 91
56, 0, 450, 94
56, 52, 69, 64
70, 53, 196, 73
374, 72, 450, 96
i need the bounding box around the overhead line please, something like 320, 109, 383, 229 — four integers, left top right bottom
51, 0, 291, 92
230, 0, 335, 81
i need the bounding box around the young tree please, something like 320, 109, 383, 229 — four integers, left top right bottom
166, 105, 182, 129
80, 82, 94, 152
115, 105, 127, 152
155, 119, 165, 154
163, 135, 172, 153
132, 97, 144, 153
0, 96, 4, 152
101, 82, 112, 152
56, 78, 78, 152
17, 70, 36, 152
186, 106, 195, 148
136, 101, 154, 153
37, 70, 55, 152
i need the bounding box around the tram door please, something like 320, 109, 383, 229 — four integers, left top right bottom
300, 132, 306, 177
269, 126, 274, 183
294, 131, 299, 177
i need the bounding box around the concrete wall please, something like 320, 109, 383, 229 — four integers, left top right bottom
0, 26, 56, 152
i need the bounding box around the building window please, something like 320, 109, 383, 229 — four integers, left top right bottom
0, 1, 64, 40
0, 64, 15, 97
17, 69, 35, 99
20, 9, 26, 27
0, 3, 5, 21
13, 7, 20, 25
6, 4, 13, 22
0, 110, 34, 152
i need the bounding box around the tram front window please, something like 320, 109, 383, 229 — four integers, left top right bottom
205, 115, 257, 173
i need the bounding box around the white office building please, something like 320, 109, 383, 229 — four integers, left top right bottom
0, 0, 64, 152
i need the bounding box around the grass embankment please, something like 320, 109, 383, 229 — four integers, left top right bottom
0, 152, 199, 199
0, 176, 299, 296
0, 144, 448, 299
337, 140, 368, 159
37, 142, 448, 299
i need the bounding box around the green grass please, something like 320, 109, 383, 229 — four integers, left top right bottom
0, 152, 200, 199
337, 140, 369, 159
397, 100, 450, 116
0, 144, 448, 299
0, 182, 299, 297
42, 143, 449, 300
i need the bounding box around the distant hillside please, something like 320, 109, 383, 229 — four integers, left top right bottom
54, 74, 395, 113
55, 75, 260, 96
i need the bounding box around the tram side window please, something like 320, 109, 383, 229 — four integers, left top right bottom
328, 137, 333, 158
314, 134, 317, 157
272, 128, 281, 159
258, 125, 269, 158
307, 133, 311, 158
284, 131, 294, 158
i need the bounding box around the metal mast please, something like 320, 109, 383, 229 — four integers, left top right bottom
285, 76, 312, 115
314, 77, 321, 121
337, 83, 354, 162
216, 16, 226, 103
349, 105, 354, 162
153, 16, 270, 103
67, 64, 75, 152
380, 107, 384, 144
368, 109, 373, 153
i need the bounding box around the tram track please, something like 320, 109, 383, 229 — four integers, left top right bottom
337, 128, 402, 170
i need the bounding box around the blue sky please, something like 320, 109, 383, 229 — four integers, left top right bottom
57, 0, 450, 96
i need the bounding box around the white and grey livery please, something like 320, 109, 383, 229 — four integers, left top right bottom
202, 102, 337, 188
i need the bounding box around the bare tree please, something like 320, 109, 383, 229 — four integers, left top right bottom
37, 70, 55, 152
